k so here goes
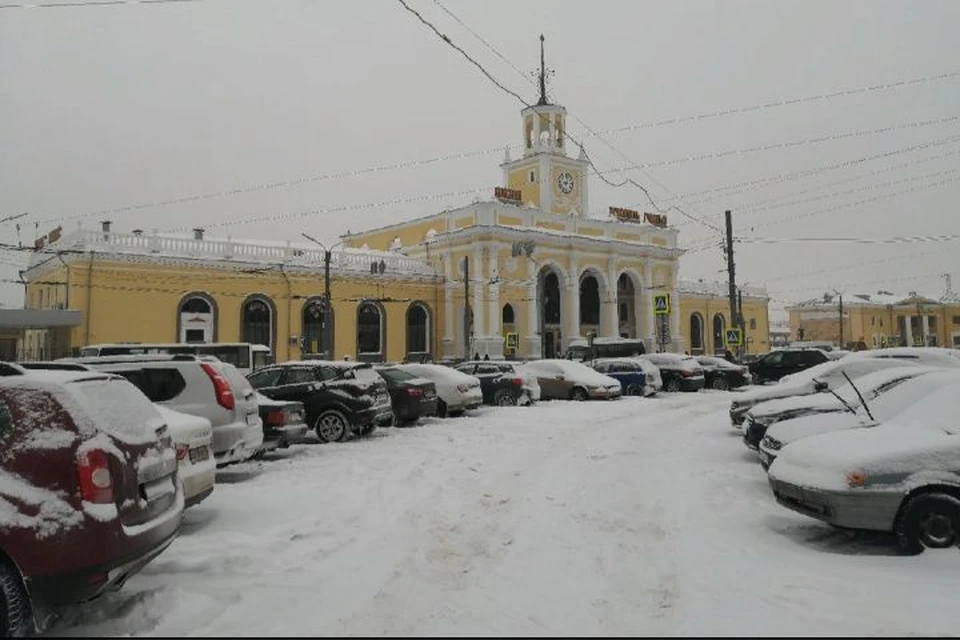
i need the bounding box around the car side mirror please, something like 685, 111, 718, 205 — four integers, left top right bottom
814, 380, 828, 392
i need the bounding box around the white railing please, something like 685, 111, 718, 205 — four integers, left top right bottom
35, 229, 438, 277
679, 279, 768, 298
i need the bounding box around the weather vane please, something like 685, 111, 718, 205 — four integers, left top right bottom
531, 34, 555, 106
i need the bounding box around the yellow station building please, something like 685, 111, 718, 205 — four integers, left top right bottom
21, 79, 770, 362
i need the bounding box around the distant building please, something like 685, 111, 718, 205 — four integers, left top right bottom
787, 290, 960, 350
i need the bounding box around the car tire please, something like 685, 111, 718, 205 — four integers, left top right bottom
895, 493, 960, 555
625, 383, 642, 396
712, 377, 730, 391
314, 410, 350, 443
664, 378, 681, 393
0, 558, 32, 638
570, 387, 589, 402
437, 399, 448, 418
494, 390, 517, 406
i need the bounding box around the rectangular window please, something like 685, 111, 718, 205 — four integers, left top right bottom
953, 316, 960, 325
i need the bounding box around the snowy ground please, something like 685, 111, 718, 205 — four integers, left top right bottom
48, 391, 960, 636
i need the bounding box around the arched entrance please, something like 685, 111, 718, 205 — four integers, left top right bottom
690, 313, 705, 355
579, 273, 601, 338
302, 297, 333, 357
178, 293, 217, 343
406, 302, 431, 360
537, 266, 563, 358
241, 295, 275, 350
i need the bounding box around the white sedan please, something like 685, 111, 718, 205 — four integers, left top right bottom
398, 363, 484, 417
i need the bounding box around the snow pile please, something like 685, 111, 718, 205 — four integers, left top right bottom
0, 469, 84, 538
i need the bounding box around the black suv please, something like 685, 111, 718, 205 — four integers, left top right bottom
247, 361, 394, 442
748, 348, 830, 384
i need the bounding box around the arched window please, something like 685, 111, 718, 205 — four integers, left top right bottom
357, 302, 384, 356
690, 313, 704, 354
241, 296, 274, 348
542, 272, 561, 325
178, 292, 217, 343
302, 298, 332, 356
406, 303, 430, 356
579, 274, 600, 325
502, 303, 515, 325
712, 313, 726, 354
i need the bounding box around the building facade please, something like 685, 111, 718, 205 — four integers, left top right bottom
787, 290, 960, 350
22, 81, 771, 362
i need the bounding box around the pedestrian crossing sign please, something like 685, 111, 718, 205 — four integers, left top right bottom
725, 328, 743, 347
505, 332, 519, 349
653, 294, 670, 315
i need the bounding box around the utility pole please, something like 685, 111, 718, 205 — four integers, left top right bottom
737, 287, 745, 353
724, 210, 737, 355
323, 249, 332, 359
463, 256, 471, 360
838, 294, 844, 348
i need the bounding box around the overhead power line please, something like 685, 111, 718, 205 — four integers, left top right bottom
0, 0, 206, 9
737, 234, 960, 245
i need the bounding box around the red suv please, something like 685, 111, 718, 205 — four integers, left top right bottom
0, 370, 185, 635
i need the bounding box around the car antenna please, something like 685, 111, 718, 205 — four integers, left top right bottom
841, 371, 875, 422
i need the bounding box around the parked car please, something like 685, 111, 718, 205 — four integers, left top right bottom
374, 365, 439, 425
748, 347, 831, 384
696, 355, 751, 390
454, 360, 538, 406
742, 364, 935, 453
253, 391, 309, 455
728, 353, 943, 427
65, 354, 264, 466
590, 358, 648, 396
154, 405, 216, 507
759, 368, 960, 470
767, 378, 960, 554
0, 370, 183, 635
639, 353, 705, 393
398, 363, 483, 417
247, 361, 393, 442
856, 346, 960, 367
520, 359, 622, 401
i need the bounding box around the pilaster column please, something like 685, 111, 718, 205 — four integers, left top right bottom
472, 246, 484, 341
525, 260, 541, 358
602, 259, 619, 338
670, 268, 683, 353
904, 315, 913, 346
643, 261, 656, 352
922, 314, 930, 345
564, 259, 580, 347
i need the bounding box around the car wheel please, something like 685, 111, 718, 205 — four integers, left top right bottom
625, 383, 642, 396
314, 410, 350, 443
570, 387, 589, 402
665, 378, 681, 393
0, 558, 32, 638
712, 377, 730, 391
437, 399, 448, 418
494, 390, 517, 406
896, 493, 960, 554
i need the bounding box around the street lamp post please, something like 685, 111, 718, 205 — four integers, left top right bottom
302, 233, 344, 359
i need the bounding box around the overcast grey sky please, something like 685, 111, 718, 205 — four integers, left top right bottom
2, 0, 959, 318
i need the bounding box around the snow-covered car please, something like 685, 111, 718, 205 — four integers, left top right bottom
253, 392, 309, 454
696, 355, 752, 390
633, 356, 663, 395
728, 354, 939, 428
759, 368, 960, 469
521, 359, 622, 401
742, 365, 939, 452
154, 405, 216, 508
767, 378, 960, 554
640, 353, 705, 393
398, 363, 483, 417
590, 358, 649, 396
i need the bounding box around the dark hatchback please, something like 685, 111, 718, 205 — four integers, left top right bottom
253, 392, 309, 454
247, 361, 393, 443
696, 356, 752, 390
453, 361, 533, 406
374, 366, 439, 425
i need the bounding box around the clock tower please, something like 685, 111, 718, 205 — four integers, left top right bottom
500, 35, 590, 217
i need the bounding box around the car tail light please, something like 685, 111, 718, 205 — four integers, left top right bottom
681, 369, 694, 377
77, 449, 113, 504
510, 377, 523, 386
456, 383, 470, 393
407, 388, 423, 398
175, 444, 189, 460
201, 362, 235, 410
266, 410, 287, 426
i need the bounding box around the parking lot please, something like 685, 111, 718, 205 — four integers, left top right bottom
47, 391, 960, 637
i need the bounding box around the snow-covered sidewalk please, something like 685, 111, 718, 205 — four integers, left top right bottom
49, 392, 960, 636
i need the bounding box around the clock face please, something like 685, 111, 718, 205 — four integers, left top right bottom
557, 171, 575, 194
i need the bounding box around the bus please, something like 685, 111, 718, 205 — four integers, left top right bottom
77, 342, 273, 375
564, 337, 647, 362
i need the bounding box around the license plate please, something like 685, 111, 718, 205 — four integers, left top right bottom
189, 445, 210, 463
246, 412, 259, 426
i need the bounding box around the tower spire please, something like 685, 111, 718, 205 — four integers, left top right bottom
537, 34, 548, 106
